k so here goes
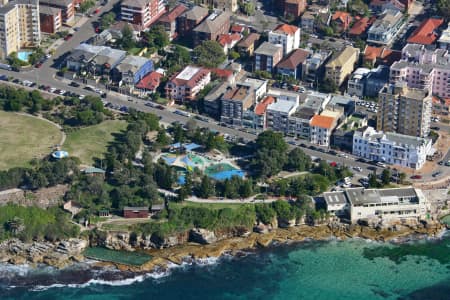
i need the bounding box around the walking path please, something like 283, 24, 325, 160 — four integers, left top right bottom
15, 113, 66, 146
186, 195, 278, 204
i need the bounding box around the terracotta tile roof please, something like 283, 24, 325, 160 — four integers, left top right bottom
310, 114, 336, 129
158, 4, 187, 23
136, 71, 163, 90
231, 25, 245, 33
349, 17, 370, 35
273, 23, 299, 35
364, 45, 401, 65
407, 18, 444, 45
432, 96, 450, 107
332, 11, 352, 28
364, 45, 384, 60
276, 48, 310, 69
211, 68, 233, 79
217, 33, 242, 47
237, 33, 260, 48
255, 96, 275, 115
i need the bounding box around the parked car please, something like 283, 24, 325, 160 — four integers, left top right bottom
69, 81, 80, 87
410, 175, 422, 180
432, 171, 442, 178
64, 34, 73, 41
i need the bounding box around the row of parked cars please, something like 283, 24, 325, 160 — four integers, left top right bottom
356, 100, 379, 113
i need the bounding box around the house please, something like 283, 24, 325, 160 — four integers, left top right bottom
165, 65, 211, 103
193, 11, 231, 47
111, 55, 153, 86
156, 4, 187, 40
348, 16, 373, 38
432, 96, 450, 115
407, 18, 444, 47
369, 0, 413, 13
236, 33, 261, 56
253, 95, 275, 129
176, 5, 209, 38
217, 33, 242, 54
39, 5, 61, 34
276, 48, 310, 79
353, 126, 432, 170
211, 68, 235, 85
325, 46, 360, 87
331, 11, 352, 32
120, 0, 166, 30
347, 65, 390, 98
324, 187, 429, 224
284, 0, 307, 19
135, 69, 164, 96
302, 50, 332, 84
40, 0, 74, 25
123, 207, 149, 218
310, 113, 338, 146
363, 45, 401, 66
268, 23, 301, 56
254, 42, 283, 73
230, 24, 246, 34
220, 84, 255, 126
66, 44, 105, 72
367, 9, 404, 45
91, 47, 128, 76
301, 5, 331, 33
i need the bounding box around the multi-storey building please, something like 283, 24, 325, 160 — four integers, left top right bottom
390, 44, 450, 98
0, 0, 40, 60
302, 49, 332, 84
353, 126, 432, 169
220, 84, 254, 126
367, 9, 403, 45
39, 5, 61, 34
165, 65, 211, 103
276, 48, 310, 79
254, 42, 283, 73
156, 4, 187, 40
284, 0, 307, 19
266, 99, 298, 133
176, 5, 208, 38
347, 66, 390, 98
268, 24, 300, 56
325, 46, 359, 87
40, 0, 74, 25
377, 82, 432, 138
310, 113, 338, 147
192, 11, 230, 47
120, 0, 166, 30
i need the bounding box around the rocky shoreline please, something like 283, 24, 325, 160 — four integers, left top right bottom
0, 219, 445, 276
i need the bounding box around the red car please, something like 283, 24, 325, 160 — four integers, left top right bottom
411, 175, 422, 180
95, 27, 101, 33
64, 34, 73, 41
34, 62, 42, 68
94, 8, 100, 14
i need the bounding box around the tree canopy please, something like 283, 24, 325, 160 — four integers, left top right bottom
193, 40, 226, 68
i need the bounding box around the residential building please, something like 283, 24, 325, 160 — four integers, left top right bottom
369, 0, 413, 13
196, 0, 238, 12
407, 18, 444, 47
331, 11, 352, 32
266, 99, 299, 133
302, 50, 332, 84
353, 126, 432, 169
324, 187, 429, 223
363, 45, 401, 67
347, 68, 371, 98
300, 5, 331, 33
287, 106, 316, 139
349, 16, 373, 39
39, 5, 61, 34
204, 81, 229, 117
438, 22, 450, 50
217, 33, 242, 54
253, 95, 275, 130
165, 65, 211, 102
325, 46, 359, 87
156, 4, 187, 40
432, 96, 450, 115
120, 0, 166, 30
176, 5, 208, 38
310, 114, 338, 146
111, 55, 153, 85
193, 11, 230, 47
210, 68, 235, 85
377, 82, 432, 138
268, 23, 300, 56
242, 77, 268, 101
236, 32, 260, 56
91, 47, 128, 76
135, 69, 164, 96
390, 44, 450, 98
367, 9, 404, 45
276, 48, 310, 79
40, 0, 74, 25
0, 3, 20, 59
254, 42, 283, 73
284, 0, 307, 19
328, 95, 356, 117
220, 85, 254, 126
347, 66, 390, 98
66, 44, 104, 72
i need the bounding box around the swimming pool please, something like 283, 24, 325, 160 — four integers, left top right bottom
17, 51, 32, 62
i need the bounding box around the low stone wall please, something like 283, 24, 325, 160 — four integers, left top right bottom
0, 185, 68, 208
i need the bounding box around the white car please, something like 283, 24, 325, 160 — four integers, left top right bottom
49, 87, 57, 93
79, 94, 85, 100
353, 166, 362, 172
59, 90, 66, 95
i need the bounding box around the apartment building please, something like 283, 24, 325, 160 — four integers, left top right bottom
165, 65, 211, 103
254, 42, 283, 73
266, 99, 299, 133
268, 23, 300, 56
347, 66, 390, 98
192, 11, 230, 47
284, 0, 307, 19
220, 85, 254, 126
276, 48, 310, 79
40, 0, 74, 25
156, 4, 187, 40
302, 50, 332, 84
438, 22, 450, 50
111, 55, 153, 85
0, 0, 40, 60
377, 82, 432, 138
367, 9, 403, 45
236, 32, 260, 56
176, 6, 208, 38
353, 126, 432, 169
325, 46, 359, 87
120, 0, 166, 30
390, 44, 450, 98
39, 5, 61, 34
310, 113, 338, 146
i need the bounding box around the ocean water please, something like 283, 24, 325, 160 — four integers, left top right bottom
2, 235, 450, 300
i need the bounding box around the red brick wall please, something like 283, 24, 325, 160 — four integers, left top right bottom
123, 210, 149, 218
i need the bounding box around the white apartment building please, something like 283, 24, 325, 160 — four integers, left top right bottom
268, 23, 300, 55
309, 113, 338, 147
121, 0, 166, 29
353, 126, 432, 170
266, 99, 298, 133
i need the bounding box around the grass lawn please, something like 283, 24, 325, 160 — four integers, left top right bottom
64, 120, 127, 165
0, 111, 62, 170
172, 201, 252, 210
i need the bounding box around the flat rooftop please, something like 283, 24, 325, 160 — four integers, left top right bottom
176, 66, 201, 81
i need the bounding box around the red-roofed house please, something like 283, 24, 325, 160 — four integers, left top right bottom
217, 33, 242, 54
349, 17, 373, 38
432, 96, 450, 115
284, 0, 307, 19
268, 24, 301, 55
211, 68, 235, 84
157, 4, 187, 40
230, 24, 246, 34
276, 48, 311, 79
135, 70, 164, 96
363, 45, 401, 66
407, 18, 444, 47
310, 114, 338, 146
370, 0, 413, 13
165, 65, 211, 103
254, 96, 275, 129
331, 11, 352, 32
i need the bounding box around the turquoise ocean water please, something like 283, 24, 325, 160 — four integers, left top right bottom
2, 235, 450, 300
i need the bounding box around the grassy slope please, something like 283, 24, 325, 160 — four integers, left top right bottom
64, 120, 127, 165
0, 111, 62, 170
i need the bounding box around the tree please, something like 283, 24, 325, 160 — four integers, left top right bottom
239, 179, 253, 198
399, 172, 406, 184
156, 127, 170, 146
143, 25, 169, 50
252, 131, 289, 178
368, 172, 379, 188
437, 0, 450, 19
320, 78, 338, 93
119, 24, 135, 50
101, 12, 116, 30
229, 50, 240, 60
193, 40, 226, 68
198, 175, 214, 198
285, 148, 311, 172
381, 169, 391, 186
185, 118, 197, 134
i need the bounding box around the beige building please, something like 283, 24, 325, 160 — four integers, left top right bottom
377, 82, 432, 138
0, 0, 40, 59
197, 0, 238, 12
325, 46, 359, 87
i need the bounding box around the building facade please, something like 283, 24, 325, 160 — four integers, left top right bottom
220, 85, 254, 126
254, 42, 283, 73
39, 5, 61, 34
165, 65, 211, 102
40, 0, 74, 25
367, 9, 403, 45
325, 46, 359, 87
192, 11, 230, 47
120, 0, 166, 30
268, 23, 300, 56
